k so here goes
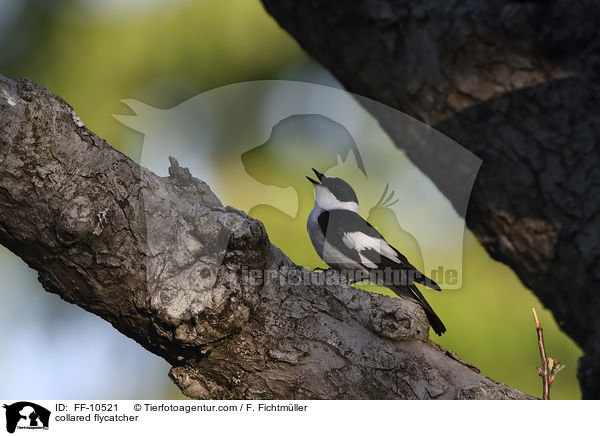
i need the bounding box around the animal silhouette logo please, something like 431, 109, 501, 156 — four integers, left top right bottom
3, 402, 50, 433
367, 183, 424, 272
114, 80, 481, 304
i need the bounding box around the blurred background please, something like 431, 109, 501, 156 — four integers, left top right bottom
0, 0, 582, 399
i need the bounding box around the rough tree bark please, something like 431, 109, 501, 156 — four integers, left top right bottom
260, 0, 600, 398
0, 75, 535, 399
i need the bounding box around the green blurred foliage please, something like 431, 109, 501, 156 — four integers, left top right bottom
1, 0, 582, 399
2, 0, 303, 157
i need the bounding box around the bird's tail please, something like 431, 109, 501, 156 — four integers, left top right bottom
420, 301, 446, 336
389, 284, 446, 336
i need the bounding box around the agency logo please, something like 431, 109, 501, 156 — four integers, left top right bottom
114, 80, 481, 322
3, 402, 50, 433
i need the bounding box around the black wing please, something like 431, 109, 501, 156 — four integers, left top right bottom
319, 209, 440, 290
317, 210, 364, 269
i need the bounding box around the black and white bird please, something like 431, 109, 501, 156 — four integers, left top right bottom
306, 168, 446, 335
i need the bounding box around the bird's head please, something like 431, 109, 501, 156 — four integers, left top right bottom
307, 168, 359, 213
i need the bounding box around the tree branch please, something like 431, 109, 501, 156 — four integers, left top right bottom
0, 74, 533, 399
260, 0, 600, 398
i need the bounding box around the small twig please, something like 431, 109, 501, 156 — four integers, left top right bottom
532, 307, 564, 400
532, 307, 550, 399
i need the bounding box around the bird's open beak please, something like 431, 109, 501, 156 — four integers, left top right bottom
306, 168, 324, 184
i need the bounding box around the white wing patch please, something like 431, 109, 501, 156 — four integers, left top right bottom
322, 241, 364, 270
341, 231, 400, 266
